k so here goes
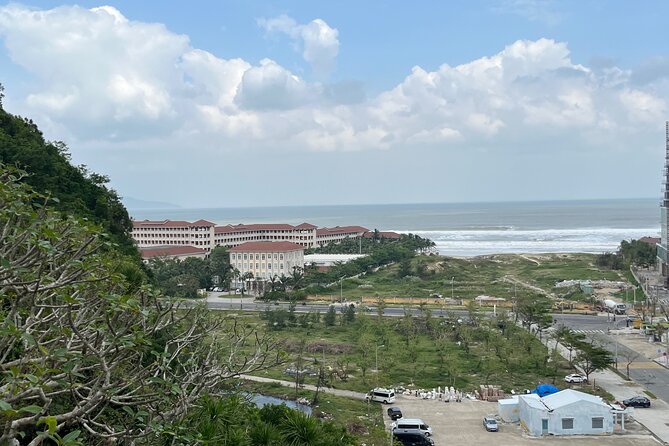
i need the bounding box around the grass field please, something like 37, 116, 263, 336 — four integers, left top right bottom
309, 253, 627, 304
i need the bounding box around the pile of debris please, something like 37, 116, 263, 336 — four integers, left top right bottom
477, 385, 505, 402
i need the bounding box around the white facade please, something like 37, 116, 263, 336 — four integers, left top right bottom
497, 396, 520, 423
132, 220, 368, 251
229, 242, 305, 287
518, 390, 614, 437
132, 220, 215, 250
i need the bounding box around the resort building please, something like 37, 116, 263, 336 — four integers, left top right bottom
131, 220, 370, 252
315, 226, 369, 247
139, 245, 207, 262
214, 223, 318, 248
131, 219, 216, 250
229, 241, 304, 288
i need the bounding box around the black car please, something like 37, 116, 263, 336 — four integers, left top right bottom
387, 407, 403, 420
623, 396, 651, 408
393, 432, 434, 446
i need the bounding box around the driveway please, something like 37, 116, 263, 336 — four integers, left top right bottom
384, 395, 657, 446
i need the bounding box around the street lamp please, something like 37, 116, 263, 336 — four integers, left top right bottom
340, 276, 345, 303
375, 344, 385, 385
451, 276, 455, 300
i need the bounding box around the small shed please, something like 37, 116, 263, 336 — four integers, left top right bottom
519, 389, 614, 437
497, 396, 520, 422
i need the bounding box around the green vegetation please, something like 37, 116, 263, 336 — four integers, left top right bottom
164, 393, 357, 446
306, 253, 623, 303
0, 89, 369, 445
149, 246, 232, 297
254, 306, 572, 394
238, 381, 387, 446
552, 326, 613, 381
0, 99, 135, 256
596, 239, 657, 270
0, 165, 287, 444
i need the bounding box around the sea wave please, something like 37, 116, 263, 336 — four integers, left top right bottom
397, 227, 659, 257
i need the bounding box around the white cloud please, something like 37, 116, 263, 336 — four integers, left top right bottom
0, 4, 667, 159
258, 14, 339, 78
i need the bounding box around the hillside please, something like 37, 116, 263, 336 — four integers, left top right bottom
0, 89, 135, 255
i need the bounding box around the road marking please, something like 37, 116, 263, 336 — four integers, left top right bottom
572, 329, 605, 334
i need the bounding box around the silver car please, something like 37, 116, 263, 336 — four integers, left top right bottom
483, 417, 498, 432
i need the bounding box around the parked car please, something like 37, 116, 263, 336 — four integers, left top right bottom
564, 373, 587, 383
483, 416, 499, 432
393, 432, 434, 446
392, 418, 432, 437
366, 388, 395, 404
623, 396, 651, 408
387, 407, 403, 420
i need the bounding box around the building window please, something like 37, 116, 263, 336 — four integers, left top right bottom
280, 254, 284, 260
274, 254, 278, 259
561, 418, 574, 430
261, 254, 265, 260
268, 264, 271, 269
591, 418, 603, 429
243, 254, 247, 260
255, 254, 259, 260
256, 263, 259, 269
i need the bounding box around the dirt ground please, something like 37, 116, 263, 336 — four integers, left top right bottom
383, 395, 659, 446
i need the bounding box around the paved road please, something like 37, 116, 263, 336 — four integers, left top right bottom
552, 314, 669, 405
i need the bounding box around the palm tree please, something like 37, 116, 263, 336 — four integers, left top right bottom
280, 410, 320, 446
241, 272, 254, 297
250, 421, 281, 446
290, 266, 304, 291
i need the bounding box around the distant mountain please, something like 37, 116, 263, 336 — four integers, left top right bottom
122, 196, 181, 209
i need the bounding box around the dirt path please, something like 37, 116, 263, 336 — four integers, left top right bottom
238, 374, 368, 400
502, 275, 555, 298
519, 255, 541, 266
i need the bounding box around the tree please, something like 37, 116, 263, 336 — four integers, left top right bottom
208, 245, 232, 288
0, 166, 282, 444
516, 294, 553, 336
620, 349, 641, 379
343, 304, 356, 324
397, 259, 412, 278
574, 342, 614, 382
324, 305, 337, 326
356, 334, 374, 382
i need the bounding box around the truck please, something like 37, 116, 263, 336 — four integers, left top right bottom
598, 299, 627, 315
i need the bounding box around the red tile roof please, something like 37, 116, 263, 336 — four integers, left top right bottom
229, 241, 304, 253
362, 231, 401, 239
316, 226, 369, 236
639, 236, 660, 246
133, 219, 214, 228
215, 223, 298, 233
140, 245, 206, 259
295, 222, 317, 229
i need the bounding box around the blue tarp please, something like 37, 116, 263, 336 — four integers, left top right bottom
532, 384, 559, 397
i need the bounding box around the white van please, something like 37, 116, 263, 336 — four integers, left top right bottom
392, 418, 433, 437
366, 388, 395, 404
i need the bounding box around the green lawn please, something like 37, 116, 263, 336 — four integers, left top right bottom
306, 253, 625, 305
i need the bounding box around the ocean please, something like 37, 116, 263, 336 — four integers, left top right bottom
129, 199, 660, 257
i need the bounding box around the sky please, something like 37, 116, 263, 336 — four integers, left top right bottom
0, 0, 668, 208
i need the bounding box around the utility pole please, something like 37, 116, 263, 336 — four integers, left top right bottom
375, 344, 385, 386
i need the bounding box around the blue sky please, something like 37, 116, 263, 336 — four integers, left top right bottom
1, 1, 668, 207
